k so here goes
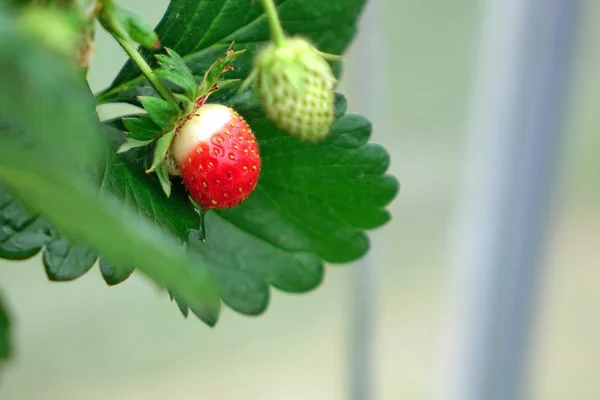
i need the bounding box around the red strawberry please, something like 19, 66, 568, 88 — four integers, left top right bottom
170, 104, 261, 209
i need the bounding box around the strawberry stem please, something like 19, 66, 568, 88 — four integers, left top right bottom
117, 38, 180, 110
260, 0, 286, 47
99, 2, 181, 111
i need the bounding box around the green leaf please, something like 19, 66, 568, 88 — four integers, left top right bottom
123, 115, 163, 140
0, 10, 220, 321
0, 292, 10, 361
158, 48, 194, 77
190, 212, 320, 315
146, 129, 175, 174
99, 259, 134, 286
97, 0, 365, 104
138, 96, 179, 128
219, 96, 398, 264
173, 92, 194, 112
43, 232, 97, 281
156, 48, 197, 97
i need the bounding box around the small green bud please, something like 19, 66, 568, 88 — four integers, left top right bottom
119, 8, 161, 50
100, 1, 160, 50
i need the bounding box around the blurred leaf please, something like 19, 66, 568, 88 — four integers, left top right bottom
17, 5, 82, 58
96, 0, 366, 104
0, 14, 102, 169
0, 9, 220, 321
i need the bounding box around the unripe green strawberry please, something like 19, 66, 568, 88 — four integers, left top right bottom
170, 104, 261, 209
248, 37, 337, 142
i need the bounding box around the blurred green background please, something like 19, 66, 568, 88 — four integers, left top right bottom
1, 0, 599, 399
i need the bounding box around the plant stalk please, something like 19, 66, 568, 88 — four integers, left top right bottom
113, 35, 180, 110
100, 2, 180, 110
259, 0, 286, 47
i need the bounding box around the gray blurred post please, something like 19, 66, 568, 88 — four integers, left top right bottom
439, 1, 580, 400
347, 1, 385, 399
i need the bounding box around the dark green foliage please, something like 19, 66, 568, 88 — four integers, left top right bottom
123, 115, 163, 140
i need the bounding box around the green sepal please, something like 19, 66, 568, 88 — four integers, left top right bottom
259, 70, 275, 106
238, 66, 258, 93
314, 48, 343, 61
122, 114, 163, 140
216, 79, 241, 91
174, 93, 194, 114
281, 61, 306, 95
197, 46, 245, 99
138, 96, 180, 129
117, 137, 153, 154
156, 48, 197, 97
155, 162, 172, 198
146, 130, 175, 174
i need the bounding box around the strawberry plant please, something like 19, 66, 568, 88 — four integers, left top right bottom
0, 0, 398, 361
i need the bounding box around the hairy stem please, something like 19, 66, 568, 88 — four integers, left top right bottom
259, 0, 286, 47
114, 36, 180, 110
